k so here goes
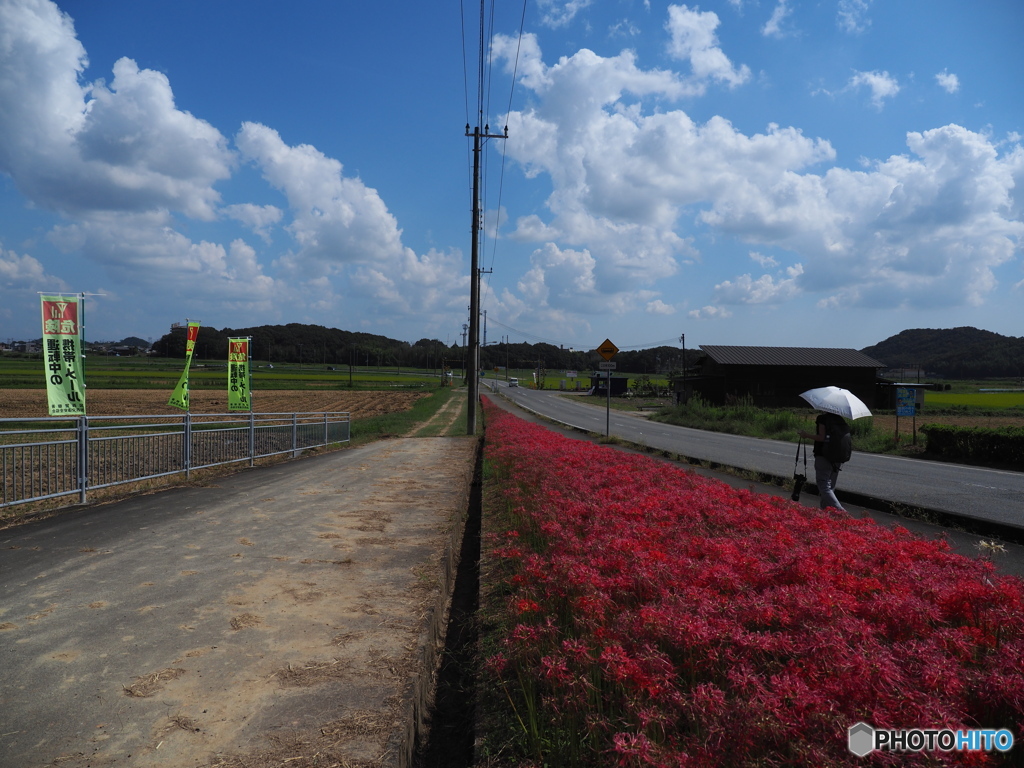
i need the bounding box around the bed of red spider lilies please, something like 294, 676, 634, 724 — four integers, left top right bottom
480, 397, 1024, 767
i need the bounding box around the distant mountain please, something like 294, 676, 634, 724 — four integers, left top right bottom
149, 323, 691, 375
119, 336, 150, 348
861, 327, 1024, 379
151, 323, 459, 369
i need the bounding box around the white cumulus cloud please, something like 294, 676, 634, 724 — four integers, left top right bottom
689, 305, 733, 320
493, 22, 1022, 319
646, 299, 676, 315
849, 70, 900, 109
713, 264, 803, 305
666, 5, 751, 90
537, 0, 593, 28
762, 1, 794, 38
837, 0, 872, 33
0, 1, 233, 220
936, 69, 960, 94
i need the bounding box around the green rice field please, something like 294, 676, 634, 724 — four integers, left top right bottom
924, 390, 1024, 409
0, 354, 447, 390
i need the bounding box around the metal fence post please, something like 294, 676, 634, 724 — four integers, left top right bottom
2, 410, 351, 511
184, 412, 192, 480
79, 415, 89, 505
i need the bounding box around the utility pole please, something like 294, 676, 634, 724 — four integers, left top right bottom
679, 332, 687, 405
465, 121, 507, 435
461, 323, 468, 382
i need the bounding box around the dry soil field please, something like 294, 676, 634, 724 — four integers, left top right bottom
0, 389, 426, 420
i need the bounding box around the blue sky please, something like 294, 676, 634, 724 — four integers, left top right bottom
1, 0, 1022, 352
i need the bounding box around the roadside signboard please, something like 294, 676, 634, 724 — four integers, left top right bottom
598, 338, 618, 361
896, 387, 916, 416
227, 337, 251, 411
40, 294, 86, 416
596, 341, 619, 437
895, 386, 919, 446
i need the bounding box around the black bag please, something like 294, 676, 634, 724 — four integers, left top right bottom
792, 439, 807, 501
823, 414, 853, 464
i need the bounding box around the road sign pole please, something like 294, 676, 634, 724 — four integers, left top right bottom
596, 340, 619, 437
606, 370, 611, 436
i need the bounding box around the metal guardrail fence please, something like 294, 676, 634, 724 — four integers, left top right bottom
1, 411, 350, 509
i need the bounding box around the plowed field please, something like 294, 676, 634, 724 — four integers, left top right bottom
0, 389, 426, 419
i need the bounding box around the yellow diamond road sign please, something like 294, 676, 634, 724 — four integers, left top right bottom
597, 338, 618, 361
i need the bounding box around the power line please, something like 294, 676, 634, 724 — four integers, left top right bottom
485, 0, 528, 279
486, 318, 684, 351
464, 0, 509, 434
459, 0, 471, 128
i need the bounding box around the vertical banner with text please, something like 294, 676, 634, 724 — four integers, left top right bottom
227, 337, 251, 411
168, 322, 201, 411
40, 294, 86, 416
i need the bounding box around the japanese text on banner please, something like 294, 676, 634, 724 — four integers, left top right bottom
40, 294, 86, 416
227, 338, 251, 411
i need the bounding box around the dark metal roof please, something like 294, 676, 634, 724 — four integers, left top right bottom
700, 345, 885, 368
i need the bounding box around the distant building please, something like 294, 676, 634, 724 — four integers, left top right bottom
673, 346, 885, 408
587, 373, 629, 397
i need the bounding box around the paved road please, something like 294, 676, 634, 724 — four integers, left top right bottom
487, 380, 1024, 532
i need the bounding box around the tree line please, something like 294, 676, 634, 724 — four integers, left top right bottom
861, 327, 1024, 379
151, 323, 696, 375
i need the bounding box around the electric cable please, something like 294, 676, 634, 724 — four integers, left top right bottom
485, 0, 528, 278
486, 317, 682, 353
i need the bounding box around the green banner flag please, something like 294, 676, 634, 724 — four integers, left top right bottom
227, 337, 251, 411
40, 294, 86, 416
168, 321, 200, 411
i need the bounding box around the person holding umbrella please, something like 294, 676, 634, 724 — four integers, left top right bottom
797, 387, 869, 511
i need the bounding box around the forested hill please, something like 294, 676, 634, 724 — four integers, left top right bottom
150, 323, 689, 375
861, 327, 1024, 379
152, 323, 455, 369
151, 323, 1022, 379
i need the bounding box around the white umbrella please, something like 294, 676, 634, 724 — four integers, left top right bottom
799, 386, 872, 420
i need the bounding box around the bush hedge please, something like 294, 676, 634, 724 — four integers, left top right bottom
920, 425, 1024, 468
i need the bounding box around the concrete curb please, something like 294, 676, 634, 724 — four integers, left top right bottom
386, 438, 480, 768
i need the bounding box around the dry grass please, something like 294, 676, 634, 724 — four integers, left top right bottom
123, 667, 186, 698
229, 613, 262, 631
874, 413, 1024, 433
170, 715, 201, 733
273, 659, 350, 687
207, 707, 398, 768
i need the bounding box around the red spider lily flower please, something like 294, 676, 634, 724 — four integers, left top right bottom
479, 397, 1024, 768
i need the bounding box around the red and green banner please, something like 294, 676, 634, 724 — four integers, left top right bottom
227, 337, 251, 411
40, 294, 86, 416
168, 321, 200, 411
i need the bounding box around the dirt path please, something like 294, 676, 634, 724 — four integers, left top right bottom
411, 392, 466, 437
0, 437, 478, 768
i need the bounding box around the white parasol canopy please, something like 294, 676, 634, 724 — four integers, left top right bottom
799, 386, 872, 420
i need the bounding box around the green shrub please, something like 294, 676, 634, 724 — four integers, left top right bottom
920, 424, 1024, 466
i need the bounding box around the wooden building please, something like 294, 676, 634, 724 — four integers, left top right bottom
588, 373, 630, 397
674, 346, 885, 408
